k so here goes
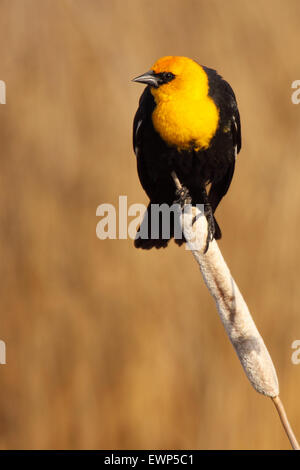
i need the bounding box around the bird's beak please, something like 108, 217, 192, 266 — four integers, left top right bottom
132, 70, 159, 88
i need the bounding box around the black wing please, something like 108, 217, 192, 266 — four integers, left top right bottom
203, 65, 241, 155
133, 87, 156, 197
203, 66, 241, 213
133, 87, 174, 203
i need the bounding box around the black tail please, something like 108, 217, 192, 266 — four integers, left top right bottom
134, 203, 185, 250
214, 215, 222, 240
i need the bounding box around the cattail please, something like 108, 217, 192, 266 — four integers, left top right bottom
172, 171, 299, 450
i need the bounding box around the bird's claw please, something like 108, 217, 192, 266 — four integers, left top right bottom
174, 186, 192, 208
203, 203, 215, 254
174, 186, 215, 253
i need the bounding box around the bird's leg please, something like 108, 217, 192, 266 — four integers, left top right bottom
171, 172, 215, 253
201, 187, 215, 253
171, 171, 191, 207
175, 186, 192, 208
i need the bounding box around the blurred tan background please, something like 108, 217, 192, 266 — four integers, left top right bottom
0, 0, 299, 450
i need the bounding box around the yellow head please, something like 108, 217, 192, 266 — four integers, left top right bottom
132, 56, 219, 151
133, 56, 210, 103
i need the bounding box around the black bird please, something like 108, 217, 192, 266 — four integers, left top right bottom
132, 56, 241, 250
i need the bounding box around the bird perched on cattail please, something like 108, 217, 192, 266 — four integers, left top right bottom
132, 56, 241, 251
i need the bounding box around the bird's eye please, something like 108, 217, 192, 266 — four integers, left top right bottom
164, 72, 174, 81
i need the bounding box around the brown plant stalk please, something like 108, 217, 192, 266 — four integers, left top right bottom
172, 171, 299, 450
